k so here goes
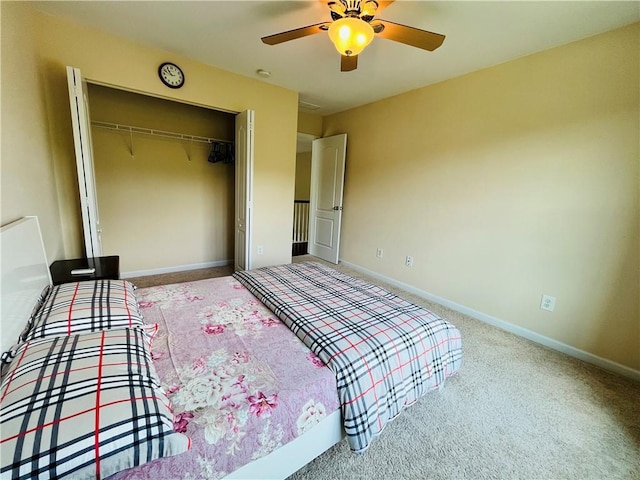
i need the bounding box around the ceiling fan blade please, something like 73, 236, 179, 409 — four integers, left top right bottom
261, 22, 330, 45
374, 19, 445, 51
341, 55, 358, 72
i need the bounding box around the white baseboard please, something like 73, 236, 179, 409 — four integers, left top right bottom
339, 260, 640, 382
121, 260, 232, 279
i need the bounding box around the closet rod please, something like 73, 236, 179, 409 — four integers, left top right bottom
91, 121, 233, 145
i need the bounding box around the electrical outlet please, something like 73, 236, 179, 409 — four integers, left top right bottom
257, 245, 264, 255
405, 255, 414, 267
376, 248, 384, 259
540, 294, 556, 312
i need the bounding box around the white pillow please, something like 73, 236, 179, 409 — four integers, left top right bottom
0, 328, 190, 479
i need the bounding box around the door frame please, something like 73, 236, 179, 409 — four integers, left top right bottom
67, 66, 102, 259
67, 66, 253, 269
234, 110, 255, 271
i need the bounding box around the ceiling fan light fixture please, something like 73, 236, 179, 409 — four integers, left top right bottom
328, 17, 374, 56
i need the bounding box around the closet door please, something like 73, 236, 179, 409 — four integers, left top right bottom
234, 110, 254, 271
66, 66, 102, 259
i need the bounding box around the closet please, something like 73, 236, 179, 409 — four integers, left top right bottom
86, 84, 236, 275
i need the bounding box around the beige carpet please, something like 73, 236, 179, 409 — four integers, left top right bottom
128, 256, 640, 479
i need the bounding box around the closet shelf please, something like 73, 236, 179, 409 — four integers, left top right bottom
91, 121, 233, 145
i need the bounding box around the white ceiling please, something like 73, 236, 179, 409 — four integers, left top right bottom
32, 1, 639, 116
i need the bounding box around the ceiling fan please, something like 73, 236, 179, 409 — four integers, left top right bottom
261, 0, 445, 72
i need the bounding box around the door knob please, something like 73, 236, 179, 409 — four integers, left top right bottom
332, 206, 343, 211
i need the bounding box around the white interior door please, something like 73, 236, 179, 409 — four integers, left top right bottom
234, 110, 254, 271
308, 134, 347, 264
67, 66, 102, 259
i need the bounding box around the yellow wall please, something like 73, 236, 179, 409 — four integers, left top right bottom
1, 3, 298, 268
295, 110, 320, 202
324, 23, 640, 371
295, 152, 312, 201
88, 85, 235, 273
297, 111, 323, 136
0, 3, 65, 261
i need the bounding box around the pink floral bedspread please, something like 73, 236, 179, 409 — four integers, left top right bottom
109, 276, 339, 480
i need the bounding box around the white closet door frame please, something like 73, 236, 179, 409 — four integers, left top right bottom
66, 66, 102, 259
234, 109, 254, 271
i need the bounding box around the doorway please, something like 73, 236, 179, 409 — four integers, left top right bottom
293, 133, 317, 256
67, 66, 254, 276
87, 84, 235, 276
293, 133, 347, 264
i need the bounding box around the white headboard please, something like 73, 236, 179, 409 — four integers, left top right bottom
1, 216, 52, 354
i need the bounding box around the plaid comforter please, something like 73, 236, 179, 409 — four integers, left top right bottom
233, 262, 463, 453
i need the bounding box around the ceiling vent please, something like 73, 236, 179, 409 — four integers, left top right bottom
298, 100, 321, 111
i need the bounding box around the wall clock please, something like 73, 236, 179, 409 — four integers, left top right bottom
158, 62, 185, 89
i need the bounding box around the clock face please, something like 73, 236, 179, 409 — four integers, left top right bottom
158, 62, 185, 88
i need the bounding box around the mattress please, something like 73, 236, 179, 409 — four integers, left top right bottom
109, 276, 340, 480
234, 262, 463, 453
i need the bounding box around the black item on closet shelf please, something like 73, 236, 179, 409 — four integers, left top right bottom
208, 141, 234, 164
207, 142, 222, 163
224, 142, 234, 164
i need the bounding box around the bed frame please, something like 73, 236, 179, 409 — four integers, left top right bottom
226, 409, 342, 479
0, 216, 343, 479
0, 217, 51, 355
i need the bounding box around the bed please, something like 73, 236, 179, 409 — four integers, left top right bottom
0, 217, 463, 479
109, 276, 342, 479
